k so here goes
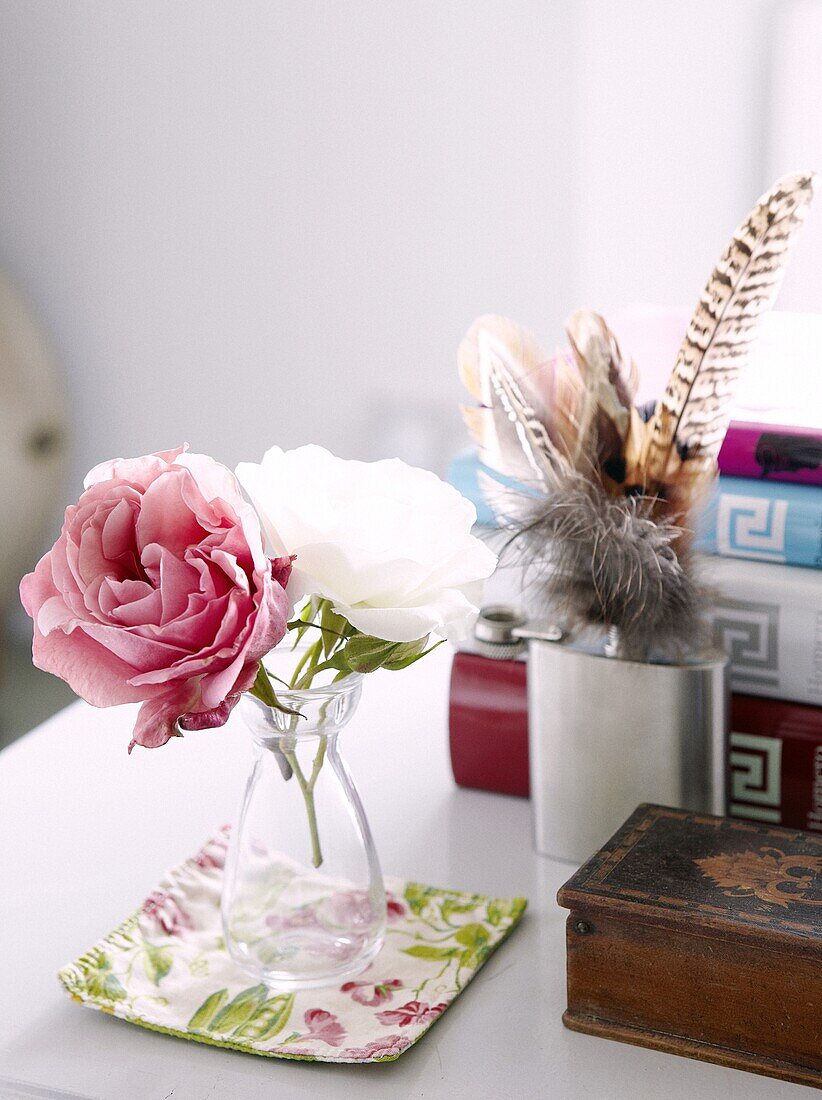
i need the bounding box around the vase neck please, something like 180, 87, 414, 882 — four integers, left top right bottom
239, 673, 363, 743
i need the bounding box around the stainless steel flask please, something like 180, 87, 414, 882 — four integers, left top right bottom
475, 607, 729, 865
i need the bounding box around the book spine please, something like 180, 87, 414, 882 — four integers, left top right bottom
718, 422, 822, 486
696, 476, 822, 568
702, 557, 822, 707
448, 651, 529, 797
728, 694, 822, 834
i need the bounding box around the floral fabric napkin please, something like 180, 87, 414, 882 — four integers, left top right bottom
58, 827, 527, 1064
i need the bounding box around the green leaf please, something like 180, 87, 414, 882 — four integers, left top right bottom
209, 984, 268, 1033
454, 923, 490, 950
402, 944, 460, 961
233, 993, 295, 1041
142, 941, 173, 986
188, 988, 230, 1030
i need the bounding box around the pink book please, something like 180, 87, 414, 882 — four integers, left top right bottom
718, 421, 822, 485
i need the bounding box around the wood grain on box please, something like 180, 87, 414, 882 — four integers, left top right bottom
557, 804, 821, 1088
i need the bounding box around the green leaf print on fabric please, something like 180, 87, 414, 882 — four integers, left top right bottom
454, 922, 491, 969
58, 833, 528, 1065
142, 942, 173, 986
440, 896, 483, 924
188, 988, 230, 1031
403, 882, 439, 916
188, 986, 295, 1043
234, 994, 295, 1042
209, 984, 269, 1033
84, 951, 127, 1004
401, 945, 460, 961
486, 898, 519, 926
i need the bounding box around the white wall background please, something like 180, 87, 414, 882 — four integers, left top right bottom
1, 0, 820, 515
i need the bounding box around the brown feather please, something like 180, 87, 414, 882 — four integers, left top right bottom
565, 309, 639, 484
644, 172, 817, 518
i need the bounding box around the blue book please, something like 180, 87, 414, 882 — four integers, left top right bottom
447, 451, 503, 526
697, 476, 822, 568
448, 451, 822, 569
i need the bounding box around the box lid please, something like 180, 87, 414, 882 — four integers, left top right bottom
557, 804, 822, 950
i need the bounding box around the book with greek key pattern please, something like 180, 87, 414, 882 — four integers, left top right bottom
729, 694, 822, 835
696, 476, 822, 568
449, 450, 822, 568
702, 555, 822, 706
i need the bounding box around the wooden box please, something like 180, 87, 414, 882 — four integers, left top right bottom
557, 804, 822, 1087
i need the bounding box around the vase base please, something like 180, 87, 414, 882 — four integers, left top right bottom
232, 933, 385, 992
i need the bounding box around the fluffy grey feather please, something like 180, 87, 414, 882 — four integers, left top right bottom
488, 473, 706, 661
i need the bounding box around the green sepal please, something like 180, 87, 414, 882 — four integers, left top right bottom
343, 635, 402, 673
248, 663, 304, 718
289, 596, 322, 649
320, 601, 349, 657
342, 633, 443, 674
383, 637, 444, 670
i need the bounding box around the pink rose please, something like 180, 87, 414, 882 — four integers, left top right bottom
20, 446, 291, 750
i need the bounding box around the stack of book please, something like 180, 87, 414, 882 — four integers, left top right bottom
699, 415, 821, 834
448, 312, 822, 834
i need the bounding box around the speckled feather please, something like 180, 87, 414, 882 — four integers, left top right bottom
460, 173, 816, 658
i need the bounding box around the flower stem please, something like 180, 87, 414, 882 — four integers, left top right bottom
284, 739, 327, 868
288, 642, 316, 690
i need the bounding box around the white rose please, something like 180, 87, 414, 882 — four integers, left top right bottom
236, 445, 497, 643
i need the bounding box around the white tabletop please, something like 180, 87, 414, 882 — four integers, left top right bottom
0, 648, 811, 1099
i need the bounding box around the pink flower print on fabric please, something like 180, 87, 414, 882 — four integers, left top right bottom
375, 1000, 447, 1027
303, 1009, 346, 1047
340, 978, 404, 1007
142, 891, 193, 936
341, 1034, 413, 1059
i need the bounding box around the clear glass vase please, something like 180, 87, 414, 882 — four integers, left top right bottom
222, 673, 387, 990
